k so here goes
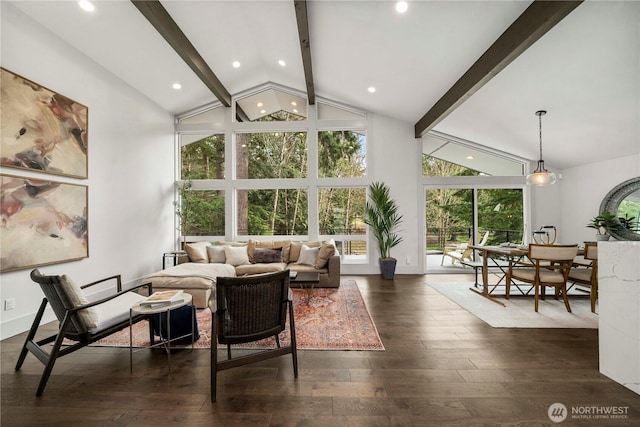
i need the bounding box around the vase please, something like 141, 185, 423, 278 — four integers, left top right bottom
380, 258, 397, 280
596, 234, 610, 241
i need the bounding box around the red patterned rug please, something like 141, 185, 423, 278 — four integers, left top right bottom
93, 280, 384, 351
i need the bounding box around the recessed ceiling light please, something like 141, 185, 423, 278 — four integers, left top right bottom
291, 101, 297, 106
368, 86, 376, 93
292, 109, 298, 113
172, 83, 182, 90
395, 1, 408, 14
232, 61, 241, 68
78, 0, 95, 12
278, 59, 286, 67
257, 102, 263, 107
466, 155, 474, 160
260, 109, 266, 114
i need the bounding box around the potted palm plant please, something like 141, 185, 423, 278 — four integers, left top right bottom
175, 180, 198, 248
363, 181, 404, 279
587, 211, 622, 241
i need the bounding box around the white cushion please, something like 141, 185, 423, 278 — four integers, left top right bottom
206, 245, 226, 263
296, 244, 320, 266
326, 238, 339, 255
512, 268, 565, 284
224, 245, 250, 266
87, 292, 145, 333
60, 275, 96, 328
568, 268, 592, 282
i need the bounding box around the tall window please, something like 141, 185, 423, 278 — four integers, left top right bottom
319, 187, 367, 259
423, 132, 524, 177
181, 134, 225, 180
180, 189, 225, 236
237, 189, 308, 236
318, 131, 366, 178
236, 131, 307, 179
176, 84, 368, 263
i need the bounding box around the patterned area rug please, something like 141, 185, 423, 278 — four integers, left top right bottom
93, 280, 384, 351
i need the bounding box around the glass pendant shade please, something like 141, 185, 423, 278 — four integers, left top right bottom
526, 160, 557, 186
526, 110, 556, 186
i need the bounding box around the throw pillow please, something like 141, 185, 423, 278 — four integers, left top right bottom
206, 245, 226, 263
184, 241, 211, 263
224, 245, 250, 266
326, 238, 339, 255
253, 247, 283, 263
59, 275, 96, 328
315, 242, 336, 269
247, 239, 274, 263
289, 241, 321, 263
296, 244, 320, 266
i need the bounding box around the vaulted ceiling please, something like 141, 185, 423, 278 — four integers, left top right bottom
7, 0, 639, 170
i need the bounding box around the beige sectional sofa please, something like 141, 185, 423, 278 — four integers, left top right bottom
142, 239, 340, 308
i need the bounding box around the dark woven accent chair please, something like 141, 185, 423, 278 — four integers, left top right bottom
16, 269, 152, 396
210, 270, 298, 402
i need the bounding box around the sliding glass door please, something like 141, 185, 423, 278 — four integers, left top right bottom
425, 187, 524, 273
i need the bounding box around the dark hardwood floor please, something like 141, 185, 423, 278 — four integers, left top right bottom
2, 274, 639, 426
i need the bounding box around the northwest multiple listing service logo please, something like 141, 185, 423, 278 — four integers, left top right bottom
548, 403, 630, 423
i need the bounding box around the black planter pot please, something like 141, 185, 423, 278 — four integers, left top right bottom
380, 258, 397, 280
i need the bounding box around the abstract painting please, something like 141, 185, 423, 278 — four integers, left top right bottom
1, 174, 88, 273
1, 68, 88, 179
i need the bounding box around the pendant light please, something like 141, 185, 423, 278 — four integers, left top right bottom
526, 110, 556, 186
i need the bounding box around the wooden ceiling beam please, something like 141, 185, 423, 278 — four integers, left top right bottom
131, 0, 232, 107
414, 0, 583, 138
294, 0, 315, 105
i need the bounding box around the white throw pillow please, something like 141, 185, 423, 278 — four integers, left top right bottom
326, 238, 339, 255
59, 275, 96, 328
296, 244, 320, 266
224, 245, 250, 266
206, 245, 226, 263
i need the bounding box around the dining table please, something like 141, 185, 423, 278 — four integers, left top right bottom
467, 243, 585, 306
467, 244, 529, 306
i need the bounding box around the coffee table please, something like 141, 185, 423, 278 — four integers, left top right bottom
290, 271, 320, 303
129, 292, 194, 372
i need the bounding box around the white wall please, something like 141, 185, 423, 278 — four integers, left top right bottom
560, 154, 640, 245
0, 3, 175, 339
343, 113, 422, 276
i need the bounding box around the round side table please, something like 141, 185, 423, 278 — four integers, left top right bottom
129, 292, 194, 372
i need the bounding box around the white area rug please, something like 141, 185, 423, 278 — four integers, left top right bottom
427, 282, 599, 329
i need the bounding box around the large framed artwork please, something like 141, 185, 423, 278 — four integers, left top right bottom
1, 173, 88, 273
1, 68, 88, 179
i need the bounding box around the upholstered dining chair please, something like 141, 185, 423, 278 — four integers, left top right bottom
568, 242, 598, 313
210, 270, 297, 402
505, 244, 578, 312
16, 269, 151, 396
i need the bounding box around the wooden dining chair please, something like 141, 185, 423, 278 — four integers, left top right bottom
568, 242, 598, 313
505, 244, 578, 312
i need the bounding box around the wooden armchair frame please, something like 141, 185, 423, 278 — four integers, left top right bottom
15, 269, 151, 396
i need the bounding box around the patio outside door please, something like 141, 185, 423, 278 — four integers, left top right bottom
425, 188, 474, 273
425, 187, 524, 273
